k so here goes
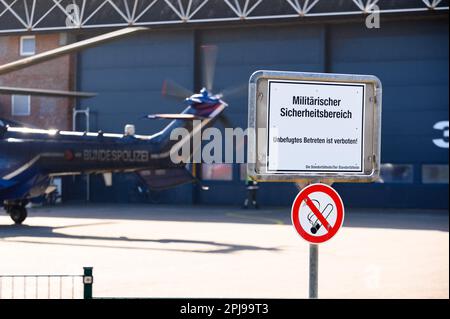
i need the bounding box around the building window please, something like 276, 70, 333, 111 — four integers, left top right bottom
11, 95, 31, 116
20, 35, 36, 56
378, 164, 414, 184
422, 165, 449, 184
202, 164, 233, 181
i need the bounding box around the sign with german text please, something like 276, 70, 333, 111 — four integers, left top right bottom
267, 80, 365, 174
248, 71, 382, 182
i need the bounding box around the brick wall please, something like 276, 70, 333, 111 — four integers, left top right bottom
0, 33, 75, 130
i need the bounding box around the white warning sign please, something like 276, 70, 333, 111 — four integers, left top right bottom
267, 80, 365, 173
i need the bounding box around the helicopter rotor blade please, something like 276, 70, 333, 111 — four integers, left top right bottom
0, 27, 147, 76
219, 83, 248, 99
162, 79, 193, 100
144, 113, 205, 120
0, 86, 97, 98
201, 45, 218, 92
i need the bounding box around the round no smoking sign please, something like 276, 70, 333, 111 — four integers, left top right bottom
291, 183, 345, 244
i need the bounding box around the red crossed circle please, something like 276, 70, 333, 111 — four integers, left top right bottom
291, 183, 345, 244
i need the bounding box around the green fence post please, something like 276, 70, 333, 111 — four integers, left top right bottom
83, 267, 93, 299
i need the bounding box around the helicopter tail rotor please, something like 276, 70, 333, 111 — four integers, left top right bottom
157, 44, 249, 129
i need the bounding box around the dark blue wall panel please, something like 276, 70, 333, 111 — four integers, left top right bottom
74, 30, 196, 204
78, 30, 195, 134
330, 19, 448, 208
196, 25, 326, 206
73, 18, 449, 209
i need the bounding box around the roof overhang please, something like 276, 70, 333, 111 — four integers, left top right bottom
0, 0, 448, 34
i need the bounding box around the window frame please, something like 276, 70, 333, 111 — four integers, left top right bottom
378, 163, 414, 184
422, 164, 449, 184
11, 95, 31, 116
201, 163, 234, 182
20, 35, 36, 56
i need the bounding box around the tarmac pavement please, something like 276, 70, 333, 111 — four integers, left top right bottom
0, 204, 448, 299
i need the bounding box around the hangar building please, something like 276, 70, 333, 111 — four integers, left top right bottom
0, 0, 448, 209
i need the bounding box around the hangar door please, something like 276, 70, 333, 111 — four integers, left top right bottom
329, 19, 449, 209
69, 30, 196, 205
196, 18, 448, 209
195, 25, 327, 206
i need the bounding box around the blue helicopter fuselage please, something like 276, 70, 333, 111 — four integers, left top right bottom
0, 98, 227, 204
0, 127, 170, 202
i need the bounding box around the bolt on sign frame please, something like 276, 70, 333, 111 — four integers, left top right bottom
247, 70, 382, 184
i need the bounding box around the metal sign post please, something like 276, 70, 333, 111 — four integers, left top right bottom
309, 244, 319, 299
297, 181, 320, 299
292, 182, 345, 298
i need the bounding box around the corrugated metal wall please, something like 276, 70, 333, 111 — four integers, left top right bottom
72, 30, 197, 204
73, 17, 449, 209
329, 19, 449, 209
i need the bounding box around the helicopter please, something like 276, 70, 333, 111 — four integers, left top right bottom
0, 28, 235, 224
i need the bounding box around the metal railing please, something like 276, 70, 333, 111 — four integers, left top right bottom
0, 267, 93, 299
